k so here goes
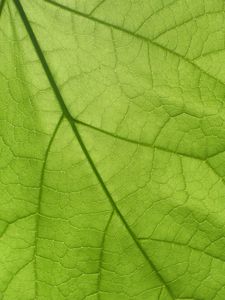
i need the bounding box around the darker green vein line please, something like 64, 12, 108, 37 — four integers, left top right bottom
33, 114, 63, 297
140, 237, 225, 264
13, 0, 174, 297
45, 0, 225, 89
14, 2, 72, 123
0, 213, 37, 239
0, 0, 6, 16
152, 10, 223, 41
2, 260, 34, 294
97, 211, 114, 299
74, 118, 204, 161
75, 118, 225, 186
205, 160, 225, 186
89, 0, 106, 16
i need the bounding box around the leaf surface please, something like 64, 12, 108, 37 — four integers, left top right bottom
1, 0, 225, 299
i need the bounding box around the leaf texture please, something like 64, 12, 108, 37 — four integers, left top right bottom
1, 0, 225, 299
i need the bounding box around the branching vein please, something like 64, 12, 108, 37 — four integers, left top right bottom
13, 0, 174, 297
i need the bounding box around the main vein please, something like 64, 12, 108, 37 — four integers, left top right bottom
0, 0, 6, 16
13, 0, 174, 297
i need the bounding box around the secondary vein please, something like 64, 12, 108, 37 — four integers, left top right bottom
45, 0, 225, 89
33, 114, 63, 298
97, 211, 114, 299
74, 118, 204, 161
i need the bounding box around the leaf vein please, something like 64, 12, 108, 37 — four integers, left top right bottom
74, 118, 203, 161
45, 0, 225, 88
142, 237, 225, 264
33, 115, 63, 298
0, 0, 6, 16
13, 0, 174, 297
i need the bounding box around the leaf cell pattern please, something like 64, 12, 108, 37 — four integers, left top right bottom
1, 0, 225, 299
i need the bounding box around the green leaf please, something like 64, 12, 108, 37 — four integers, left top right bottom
1, 0, 225, 299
